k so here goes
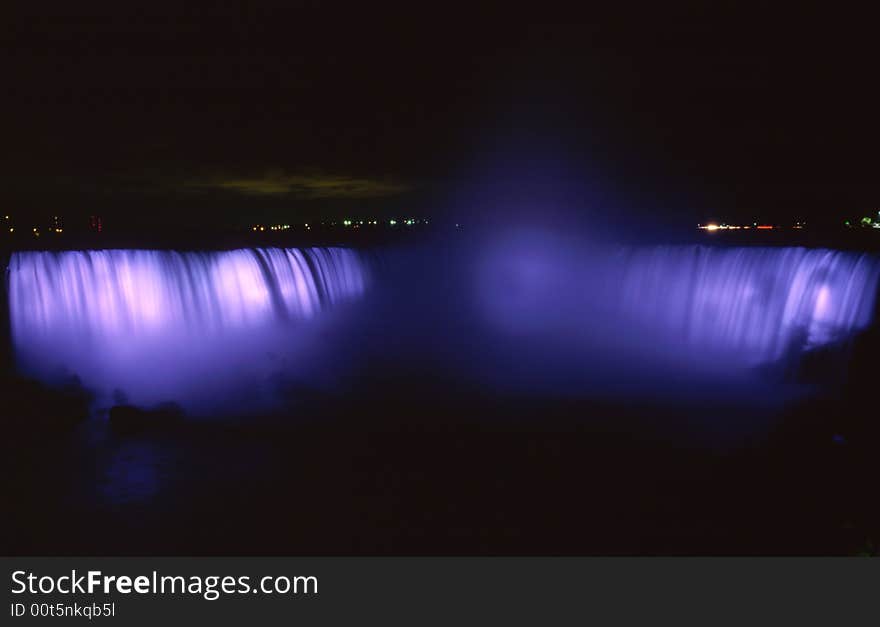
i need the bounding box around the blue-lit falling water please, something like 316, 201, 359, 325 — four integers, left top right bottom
476, 238, 880, 387
8, 248, 368, 410
8, 241, 880, 415
612, 246, 880, 365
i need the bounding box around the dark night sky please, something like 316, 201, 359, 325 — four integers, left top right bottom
4, 3, 879, 231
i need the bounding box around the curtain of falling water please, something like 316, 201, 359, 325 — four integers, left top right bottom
7, 247, 368, 409
612, 246, 880, 365
477, 240, 880, 377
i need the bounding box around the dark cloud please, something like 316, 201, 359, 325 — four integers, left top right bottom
188, 172, 410, 199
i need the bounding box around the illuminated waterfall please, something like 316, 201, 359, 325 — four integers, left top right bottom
7, 241, 880, 411
614, 246, 880, 365
478, 236, 880, 380
7, 248, 368, 408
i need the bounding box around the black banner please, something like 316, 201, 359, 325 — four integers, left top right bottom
1, 558, 876, 624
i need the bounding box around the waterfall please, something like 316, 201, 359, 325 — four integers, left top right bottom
613, 246, 880, 365
7, 241, 880, 412
476, 235, 880, 385
7, 247, 369, 409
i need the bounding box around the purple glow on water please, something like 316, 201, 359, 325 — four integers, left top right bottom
9, 237, 880, 416
476, 233, 880, 384
8, 247, 368, 410
613, 246, 880, 364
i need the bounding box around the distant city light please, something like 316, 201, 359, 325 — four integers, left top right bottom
698, 222, 786, 231
244, 217, 430, 233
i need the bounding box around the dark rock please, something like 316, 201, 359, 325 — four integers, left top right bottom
109, 402, 184, 435
1, 374, 91, 436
